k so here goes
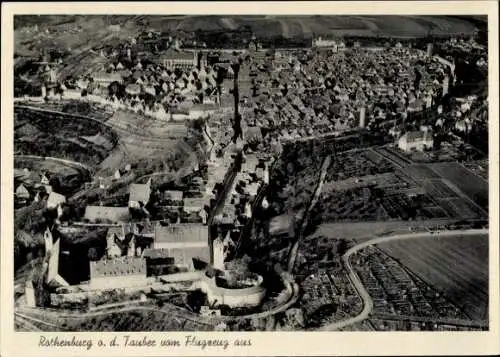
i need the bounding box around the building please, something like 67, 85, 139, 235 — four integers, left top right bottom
159, 49, 197, 70
312, 37, 339, 51
212, 237, 225, 270
398, 131, 434, 152
142, 248, 175, 276
46, 237, 70, 287
106, 225, 137, 258
443, 76, 450, 96
44, 227, 54, 255
359, 106, 366, 128
427, 43, 434, 57
89, 257, 147, 290
128, 179, 152, 209
153, 223, 210, 270
46, 191, 66, 210
15, 184, 30, 202
84, 206, 131, 223
163, 190, 184, 204
91, 72, 123, 87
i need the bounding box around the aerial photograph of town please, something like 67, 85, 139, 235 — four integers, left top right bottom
13, 14, 489, 332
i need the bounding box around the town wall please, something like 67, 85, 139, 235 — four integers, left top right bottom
159, 271, 202, 283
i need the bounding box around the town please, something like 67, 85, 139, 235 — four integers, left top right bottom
13, 15, 488, 332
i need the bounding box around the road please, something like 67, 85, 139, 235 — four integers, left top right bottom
318, 228, 488, 331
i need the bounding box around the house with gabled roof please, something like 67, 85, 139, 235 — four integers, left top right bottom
15, 183, 30, 201
46, 191, 66, 210
106, 225, 137, 258
152, 223, 210, 269
128, 179, 152, 209
84, 206, 131, 223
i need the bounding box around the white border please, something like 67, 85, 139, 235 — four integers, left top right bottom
1, 2, 499, 356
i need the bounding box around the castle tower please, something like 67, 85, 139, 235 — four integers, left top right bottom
213, 237, 225, 270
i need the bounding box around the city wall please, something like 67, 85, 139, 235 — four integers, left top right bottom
89, 274, 148, 290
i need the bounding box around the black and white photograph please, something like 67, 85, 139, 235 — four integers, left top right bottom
4, 2, 497, 348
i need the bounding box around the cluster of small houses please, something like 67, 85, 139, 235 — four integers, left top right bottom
224, 42, 454, 145
14, 168, 66, 214
37, 48, 236, 121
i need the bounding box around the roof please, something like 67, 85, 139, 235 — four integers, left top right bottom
125, 83, 141, 95
183, 197, 205, 209
136, 221, 154, 235
84, 206, 131, 222
90, 257, 146, 278
143, 248, 174, 260
159, 246, 210, 266
47, 192, 66, 207
92, 72, 123, 83
401, 131, 433, 143
129, 183, 151, 203
154, 223, 208, 244
15, 184, 30, 198
164, 190, 184, 201
160, 50, 195, 61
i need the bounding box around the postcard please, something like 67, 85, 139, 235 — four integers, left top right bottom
1, 1, 499, 356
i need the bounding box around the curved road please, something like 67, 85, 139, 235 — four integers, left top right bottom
319, 228, 488, 331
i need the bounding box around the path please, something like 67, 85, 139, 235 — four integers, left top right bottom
318, 228, 488, 331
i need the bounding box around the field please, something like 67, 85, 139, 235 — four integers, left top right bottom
379, 234, 489, 321
428, 162, 489, 211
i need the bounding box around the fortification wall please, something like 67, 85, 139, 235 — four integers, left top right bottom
89, 274, 148, 290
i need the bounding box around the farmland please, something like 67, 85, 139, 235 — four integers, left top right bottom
428, 162, 489, 211
378, 234, 488, 321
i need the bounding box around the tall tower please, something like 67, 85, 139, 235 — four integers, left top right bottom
359, 106, 366, 128
213, 237, 225, 270
426, 43, 433, 57
442, 76, 449, 96
44, 227, 53, 255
